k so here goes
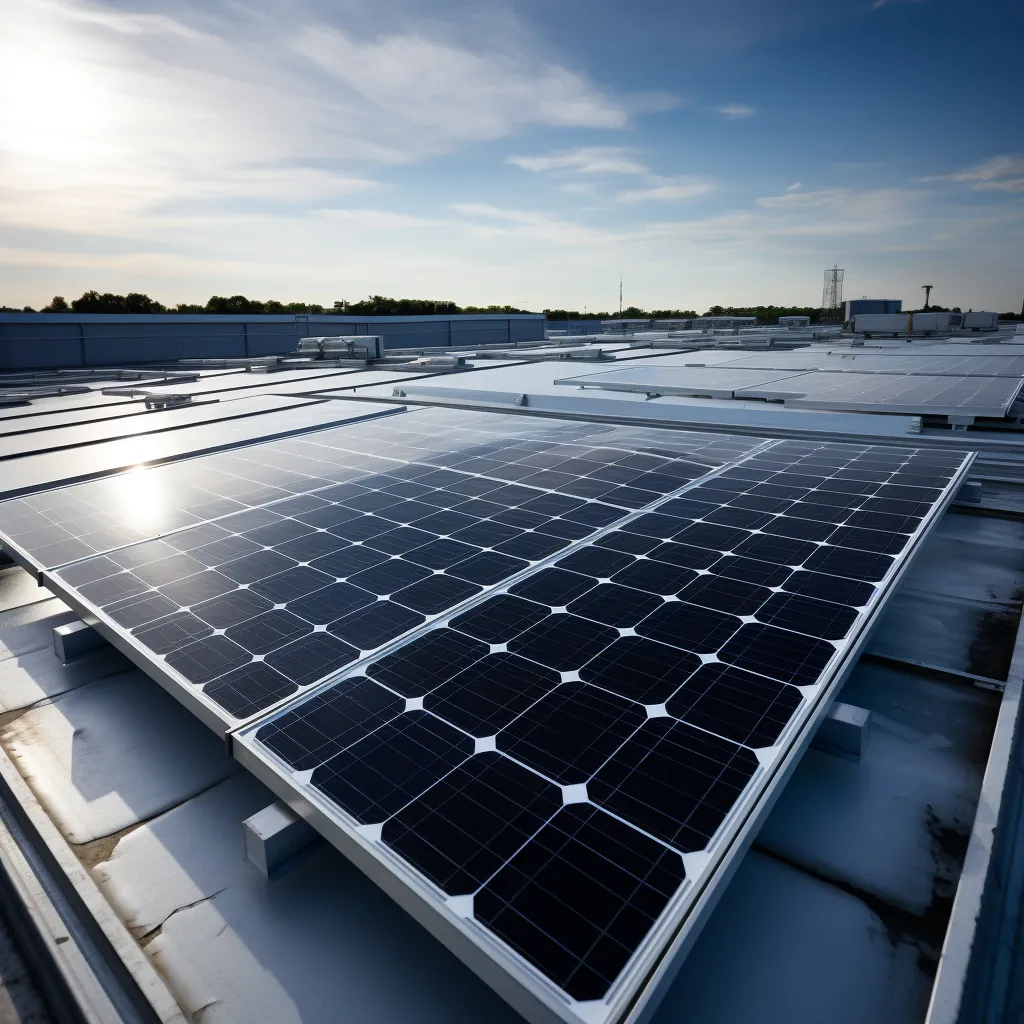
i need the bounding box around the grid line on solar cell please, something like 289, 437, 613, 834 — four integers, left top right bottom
241, 437, 970, 1017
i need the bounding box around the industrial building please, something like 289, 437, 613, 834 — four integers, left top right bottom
0, 318, 1022, 1024
0, 313, 547, 370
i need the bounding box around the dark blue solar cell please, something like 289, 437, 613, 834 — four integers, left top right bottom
328, 600, 424, 650
475, 804, 686, 1001
589, 717, 758, 851
391, 574, 481, 615
507, 614, 617, 672
666, 663, 802, 747
249, 566, 335, 604
347, 559, 432, 596
404, 538, 482, 569
451, 595, 550, 644
312, 711, 473, 823
203, 662, 297, 718
425, 654, 560, 736
447, 551, 529, 586
580, 635, 700, 704
497, 682, 644, 783
165, 634, 252, 685
718, 623, 835, 685
225, 609, 312, 655
368, 629, 488, 697
256, 676, 404, 769
383, 753, 562, 895
264, 632, 360, 689
637, 602, 740, 654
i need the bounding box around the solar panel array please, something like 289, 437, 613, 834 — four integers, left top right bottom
20, 409, 758, 727
239, 436, 971, 1023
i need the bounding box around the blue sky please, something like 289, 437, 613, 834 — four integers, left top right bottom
1, 0, 1021, 312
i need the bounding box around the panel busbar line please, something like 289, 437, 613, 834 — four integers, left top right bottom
234, 439, 973, 1024
22, 410, 762, 733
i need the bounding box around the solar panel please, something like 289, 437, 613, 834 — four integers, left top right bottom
14, 409, 760, 731
734, 372, 1022, 417
559, 365, 1023, 418
553, 365, 806, 399
236, 437, 972, 1024
700, 352, 1024, 378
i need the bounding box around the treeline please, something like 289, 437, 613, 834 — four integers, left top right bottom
2, 291, 532, 316
544, 304, 826, 323
5, 292, 1019, 320
543, 307, 700, 320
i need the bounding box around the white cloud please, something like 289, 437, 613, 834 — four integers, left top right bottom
507, 147, 714, 204
507, 148, 646, 175
918, 155, 1024, 192
787, 181, 803, 191
292, 25, 626, 144
448, 203, 613, 246
714, 104, 756, 119
616, 179, 716, 203
317, 208, 451, 230
973, 178, 1024, 194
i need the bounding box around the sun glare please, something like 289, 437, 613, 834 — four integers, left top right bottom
0, 24, 119, 164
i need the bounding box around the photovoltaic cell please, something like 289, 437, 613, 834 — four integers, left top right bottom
239, 435, 971, 1024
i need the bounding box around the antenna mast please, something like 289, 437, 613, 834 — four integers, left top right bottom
619, 276, 623, 318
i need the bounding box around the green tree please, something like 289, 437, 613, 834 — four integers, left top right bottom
42, 295, 70, 312
346, 295, 461, 315
70, 290, 166, 313
205, 294, 267, 314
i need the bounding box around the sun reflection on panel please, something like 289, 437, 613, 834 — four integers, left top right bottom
105, 465, 177, 535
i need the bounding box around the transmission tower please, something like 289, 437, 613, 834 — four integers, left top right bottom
821, 265, 845, 324
922, 284, 933, 310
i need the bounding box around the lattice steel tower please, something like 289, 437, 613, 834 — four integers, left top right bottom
821, 265, 845, 324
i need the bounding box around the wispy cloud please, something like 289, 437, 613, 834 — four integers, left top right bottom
292, 25, 627, 144
871, 0, 930, 9
507, 148, 646, 175
714, 104, 756, 119
617, 179, 716, 203
919, 155, 1024, 193
507, 146, 714, 203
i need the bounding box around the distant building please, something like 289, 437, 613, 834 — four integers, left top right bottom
844, 298, 902, 320
693, 315, 758, 330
